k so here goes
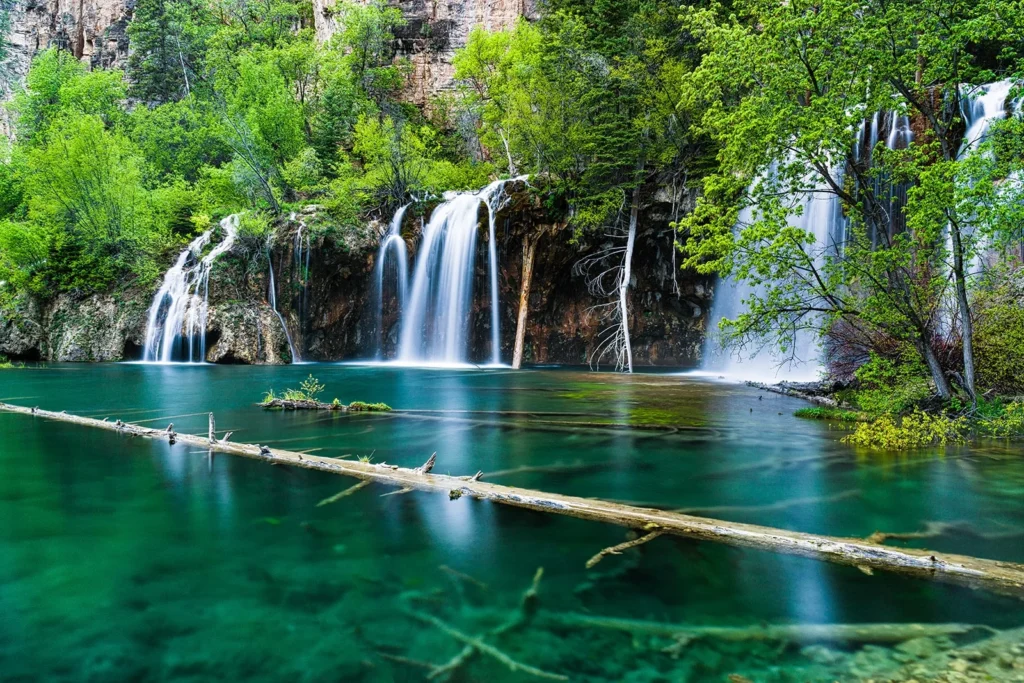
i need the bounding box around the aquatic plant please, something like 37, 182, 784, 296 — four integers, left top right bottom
299, 375, 325, 401
842, 411, 969, 450
348, 401, 392, 412
793, 407, 864, 422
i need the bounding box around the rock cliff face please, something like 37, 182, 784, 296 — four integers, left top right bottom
312, 0, 536, 106
0, 194, 712, 368
2, 0, 132, 134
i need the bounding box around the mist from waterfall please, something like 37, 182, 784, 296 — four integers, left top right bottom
142, 215, 239, 363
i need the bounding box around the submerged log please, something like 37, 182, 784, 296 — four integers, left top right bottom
539, 612, 996, 644
4, 401, 1024, 599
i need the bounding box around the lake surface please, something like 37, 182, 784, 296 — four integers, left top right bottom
1, 364, 1023, 681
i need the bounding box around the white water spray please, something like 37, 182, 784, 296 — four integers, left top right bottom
142, 215, 239, 363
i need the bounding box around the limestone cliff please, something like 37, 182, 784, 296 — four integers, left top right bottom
312, 0, 536, 106
2, 0, 132, 133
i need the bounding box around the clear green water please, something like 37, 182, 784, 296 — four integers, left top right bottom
1, 364, 1022, 682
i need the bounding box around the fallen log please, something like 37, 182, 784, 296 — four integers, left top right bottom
4, 401, 1024, 599
747, 381, 841, 408
262, 399, 345, 411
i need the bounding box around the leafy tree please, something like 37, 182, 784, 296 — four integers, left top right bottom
679, 0, 1024, 399
127, 0, 212, 102
24, 115, 165, 291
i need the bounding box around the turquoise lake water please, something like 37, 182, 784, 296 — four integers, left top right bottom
1, 364, 1022, 681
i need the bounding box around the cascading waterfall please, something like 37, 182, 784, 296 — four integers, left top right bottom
398, 193, 485, 364
394, 179, 522, 365
142, 215, 239, 363
955, 80, 1014, 275
701, 172, 845, 382
267, 257, 300, 363
371, 204, 410, 358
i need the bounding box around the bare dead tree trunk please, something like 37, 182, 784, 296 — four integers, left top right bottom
512, 233, 539, 370
618, 180, 642, 374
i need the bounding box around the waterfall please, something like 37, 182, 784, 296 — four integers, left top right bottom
371, 204, 410, 358
956, 80, 1014, 276
392, 178, 523, 365
142, 215, 239, 363
701, 179, 844, 382
267, 257, 299, 363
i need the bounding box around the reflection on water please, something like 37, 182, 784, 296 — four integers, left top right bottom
1, 364, 1023, 681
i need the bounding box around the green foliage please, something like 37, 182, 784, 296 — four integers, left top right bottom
454, 3, 705, 231
980, 402, 1024, 438
299, 374, 325, 401
973, 267, 1024, 394
347, 401, 392, 412
793, 407, 864, 422
851, 352, 933, 418
23, 115, 168, 292
843, 411, 969, 450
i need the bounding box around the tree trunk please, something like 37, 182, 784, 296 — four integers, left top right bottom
920, 334, 953, 400
949, 225, 976, 398
513, 233, 539, 370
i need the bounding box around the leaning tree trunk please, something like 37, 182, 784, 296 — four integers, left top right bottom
920, 332, 953, 400
513, 233, 540, 370
949, 223, 976, 398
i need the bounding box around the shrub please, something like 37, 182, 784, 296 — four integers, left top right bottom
979, 401, 1024, 438
851, 351, 932, 417
843, 410, 968, 450
973, 269, 1024, 394
299, 374, 325, 401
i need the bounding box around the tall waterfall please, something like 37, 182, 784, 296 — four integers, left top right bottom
142, 215, 239, 363
371, 205, 410, 358
957, 80, 1014, 276
393, 179, 520, 365
701, 178, 845, 382
267, 257, 299, 363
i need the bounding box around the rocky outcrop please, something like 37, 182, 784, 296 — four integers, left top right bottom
31, 290, 148, 361
2, 0, 133, 135
312, 0, 536, 106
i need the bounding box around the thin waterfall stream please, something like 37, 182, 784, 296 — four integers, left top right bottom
267, 256, 299, 363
